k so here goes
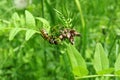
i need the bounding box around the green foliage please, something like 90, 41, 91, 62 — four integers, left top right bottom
115, 53, 120, 75
25, 10, 36, 28
93, 43, 110, 74
25, 29, 37, 41
1, 0, 120, 80
11, 12, 20, 23
9, 28, 23, 40
66, 43, 88, 77
36, 17, 50, 33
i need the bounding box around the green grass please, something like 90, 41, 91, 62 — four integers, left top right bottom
0, 0, 120, 80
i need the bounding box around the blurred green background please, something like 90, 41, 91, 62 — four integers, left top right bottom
0, 0, 120, 80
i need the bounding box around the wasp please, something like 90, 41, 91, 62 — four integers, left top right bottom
40, 29, 58, 44
40, 29, 50, 40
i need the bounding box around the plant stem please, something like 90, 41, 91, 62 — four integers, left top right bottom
41, 0, 44, 18
75, 74, 120, 79
108, 36, 117, 58
74, 0, 85, 28
115, 40, 119, 57
74, 0, 86, 57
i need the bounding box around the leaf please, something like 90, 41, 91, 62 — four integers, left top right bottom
115, 53, 120, 75
25, 29, 37, 41
97, 68, 114, 74
12, 12, 20, 21
36, 17, 50, 33
20, 15, 26, 27
66, 43, 88, 77
11, 12, 20, 27
115, 70, 120, 75
93, 43, 109, 74
115, 29, 120, 39
9, 28, 23, 40
25, 10, 36, 28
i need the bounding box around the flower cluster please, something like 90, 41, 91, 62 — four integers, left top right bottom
40, 28, 80, 45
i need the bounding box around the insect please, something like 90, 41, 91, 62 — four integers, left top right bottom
40, 28, 80, 45
40, 29, 50, 40
40, 29, 58, 44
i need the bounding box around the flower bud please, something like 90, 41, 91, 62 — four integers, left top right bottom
13, 0, 32, 10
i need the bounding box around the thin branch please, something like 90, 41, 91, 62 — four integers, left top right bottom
75, 74, 120, 79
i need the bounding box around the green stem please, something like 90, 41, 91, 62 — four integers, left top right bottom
115, 40, 119, 57
75, 74, 120, 79
74, 0, 86, 57
108, 36, 117, 58
74, 0, 85, 28
41, 0, 44, 18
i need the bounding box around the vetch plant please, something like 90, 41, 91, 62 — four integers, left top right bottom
1, 1, 120, 79
7, 10, 120, 80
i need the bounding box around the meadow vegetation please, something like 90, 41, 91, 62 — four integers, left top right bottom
0, 0, 120, 80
